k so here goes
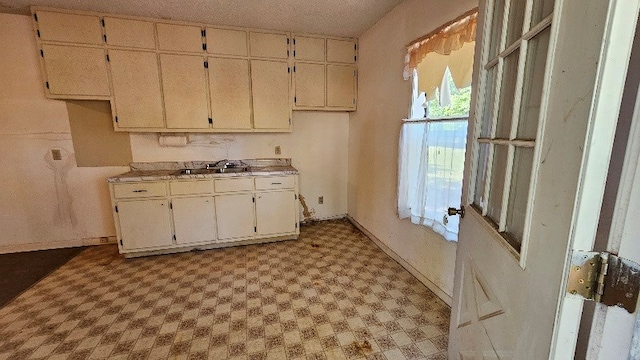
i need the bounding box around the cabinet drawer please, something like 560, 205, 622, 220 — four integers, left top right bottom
169, 180, 213, 195
255, 176, 295, 190
214, 178, 254, 193
113, 182, 167, 199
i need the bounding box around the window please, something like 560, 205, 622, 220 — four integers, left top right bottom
398, 10, 477, 241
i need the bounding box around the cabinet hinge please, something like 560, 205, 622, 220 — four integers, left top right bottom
169, 202, 173, 209
254, 226, 257, 232
294, 96, 297, 103
40, 49, 44, 57
103, 34, 107, 43
173, 234, 176, 241
37, 30, 40, 38
293, 66, 296, 72
201, 29, 206, 37
252, 197, 255, 203
33, 13, 38, 21
287, 38, 290, 45
204, 61, 208, 68
354, 55, 357, 61
115, 205, 118, 213
293, 50, 296, 57
101, 18, 105, 27
289, 118, 291, 126
119, 239, 123, 246
293, 38, 296, 45
354, 43, 357, 50
106, 54, 110, 62
287, 50, 289, 57
294, 194, 297, 200
45, 82, 49, 89
353, 98, 356, 105
567, 250, 640, 313
115, 116, 119, 123
202, 43, 207, 51
208, 118, 213, 124
295, 223, 298, 229
288, 67, 290, 73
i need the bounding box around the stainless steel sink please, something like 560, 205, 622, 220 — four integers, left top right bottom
174, 161, 250, 175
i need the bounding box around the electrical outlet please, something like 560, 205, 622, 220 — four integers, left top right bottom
51, 149, 62, 160
100, 237, 109, 244
318, 196, 324, 204
275, 146, 281, 155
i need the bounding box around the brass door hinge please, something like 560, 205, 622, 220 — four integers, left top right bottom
567, 250, 640, 313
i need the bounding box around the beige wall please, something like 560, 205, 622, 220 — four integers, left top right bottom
0, 13, 128, 252
348, 0, 477, 299
129, 111, 350, 221
0, 13, 349, 252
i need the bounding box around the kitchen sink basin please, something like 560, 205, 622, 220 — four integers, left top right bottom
174, 167, 249, 175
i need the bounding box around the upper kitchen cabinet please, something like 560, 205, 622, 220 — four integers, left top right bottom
208, 57, 252, 130
34, 10, 102, 45
249, 32, 289, 59
251, 60, 291, 130
293, 34, 357, 111
156, 23, 204, 53
327, 39, 357, 64
103, 17, 156, 49
327, 65, 357, 108
109, 49, 164, 129
160, 54, 211, 129
206, 28, 248, 57
40, 44, 110, 98
293, 36, 325, 62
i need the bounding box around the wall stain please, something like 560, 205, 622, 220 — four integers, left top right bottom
298, 194, 315, 221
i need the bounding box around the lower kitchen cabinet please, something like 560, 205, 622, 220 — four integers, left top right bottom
109, 174, 299, 257
255, 190, 297, 236
116, 199, 173, 250
171, 197, 217, 244
215, 193, 256, 241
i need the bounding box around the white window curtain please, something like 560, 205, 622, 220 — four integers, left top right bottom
398, 118, 467, 241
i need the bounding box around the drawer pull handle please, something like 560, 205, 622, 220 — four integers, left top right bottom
132, 190, 148, 193
271, 182, 282, 185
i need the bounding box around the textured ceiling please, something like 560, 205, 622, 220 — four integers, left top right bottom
0, 0, 404, 37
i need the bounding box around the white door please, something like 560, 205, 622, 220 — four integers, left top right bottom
117, 199, 173, 250
215, 193, 256, 241
450, 0, 639, 359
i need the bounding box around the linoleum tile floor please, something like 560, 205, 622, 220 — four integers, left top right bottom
0, 219, 449, 360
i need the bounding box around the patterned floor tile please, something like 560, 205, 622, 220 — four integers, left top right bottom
0, 219, 449, 359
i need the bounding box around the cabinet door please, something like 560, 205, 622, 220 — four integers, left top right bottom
103, 17, 156, 49
41, 44, 110, 97
208, 57, 252, 129
160, 54, 210, 129
294, 36, 325, 61
294, 63, 325, 107
251, 60, 291, 130
109, 49, 164, 128
215, 194, 255, 241
35, 11, 102, 45
206, 28, 248, 56
327, 65, 356, 109
255, 190, 296, 236
249, 32, 289, 59
157, 23, 203, 53
117, 199, 173, 250
172, 197, 216, 244
327, 39, 356, 64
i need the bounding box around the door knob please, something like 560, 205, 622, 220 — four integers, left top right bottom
447, 205, 465, 218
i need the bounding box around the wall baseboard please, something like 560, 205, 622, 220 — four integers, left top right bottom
0, 236, 117, 254
346, 215, 453, 306
301, 214, 347, 224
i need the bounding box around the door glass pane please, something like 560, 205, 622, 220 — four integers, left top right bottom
480, 66, 498, 138
488, 0, 506, 59
487, 144, 508, 224
495, 50, 520, 139
531, 0, 555, 25
505, 147, 535, 248
506, 0, 527, 45
517, 27, 551, 140
474, 143, 490, 209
